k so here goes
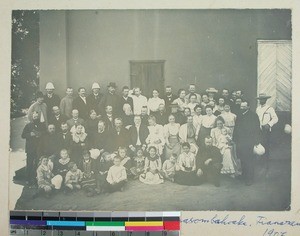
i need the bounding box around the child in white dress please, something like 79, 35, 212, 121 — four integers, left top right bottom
139, 146, 164, 185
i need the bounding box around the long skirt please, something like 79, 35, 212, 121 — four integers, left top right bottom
139, 172, 164, 185
164, 136, 181, 160
220, 147, 238, 175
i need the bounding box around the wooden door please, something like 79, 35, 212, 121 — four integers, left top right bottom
130, 60, 165, 97
257, 40, 292, 111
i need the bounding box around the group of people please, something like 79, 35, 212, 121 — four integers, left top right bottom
22, 81, 278, 197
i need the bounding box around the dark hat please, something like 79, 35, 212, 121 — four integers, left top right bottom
107, 82, 117, 88
256, 93, 271, 100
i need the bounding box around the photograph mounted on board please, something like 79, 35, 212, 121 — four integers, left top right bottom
9, 9, 292, 211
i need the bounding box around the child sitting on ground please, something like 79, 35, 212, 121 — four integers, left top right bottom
54, 149, 71, 181
139, 146, 164, 185
103, 156, 127, 193
36, 156, 63, 198
65, 162, 83, 193
79, 150, 97, 197
117, 147, 132, 177
161, 153, 177, 182
130, 148, 146, 179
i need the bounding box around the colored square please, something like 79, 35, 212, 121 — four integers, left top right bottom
163, 221, 180, 231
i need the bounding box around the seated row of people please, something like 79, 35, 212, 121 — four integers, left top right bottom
36, 137, 223, 198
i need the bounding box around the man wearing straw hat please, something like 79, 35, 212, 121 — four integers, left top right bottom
256, 93, 278, 167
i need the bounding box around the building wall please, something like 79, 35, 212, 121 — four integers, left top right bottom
40, 10, 291, 107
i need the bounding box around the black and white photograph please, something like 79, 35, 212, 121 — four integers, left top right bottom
9, 9, 292, 211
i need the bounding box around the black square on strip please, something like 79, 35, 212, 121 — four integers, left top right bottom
77, 216, 94, 221
94, 217, 111, 221
163, 217, 180, 221
10, 211, 26, 220
146, 217, 163, 221
111, 217, 128, 221
129, 217, 146, 221
60, 216, 77, 221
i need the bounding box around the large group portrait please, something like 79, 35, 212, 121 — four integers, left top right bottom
9, 9, 292, 212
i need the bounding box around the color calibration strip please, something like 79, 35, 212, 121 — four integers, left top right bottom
10, 211, 180, 236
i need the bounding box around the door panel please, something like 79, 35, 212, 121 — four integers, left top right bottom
257, 40, 292, 111
130, 60, 165, 97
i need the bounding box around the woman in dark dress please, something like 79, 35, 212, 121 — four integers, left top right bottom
84, 109, 99, 135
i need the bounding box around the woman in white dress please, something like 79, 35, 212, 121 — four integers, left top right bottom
146, 115, 165, 156
147, 89, 165, 115
219, 104, 237, 133
197, 105, 217, 148
164, 114, 181, 160
210, 116, 239, 176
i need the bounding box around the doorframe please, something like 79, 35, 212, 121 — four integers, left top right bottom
129, 60, 166, 93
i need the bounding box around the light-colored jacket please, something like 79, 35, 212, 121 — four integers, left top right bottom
27, 102, 48, 125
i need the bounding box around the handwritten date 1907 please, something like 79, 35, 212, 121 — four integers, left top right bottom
263, 228, 287, 236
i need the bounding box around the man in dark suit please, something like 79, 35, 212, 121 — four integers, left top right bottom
154, 103, 168, 126
73, 87, 89, 120
102, 105, 115, 131
49, 106, 68, 130
128, 115, 149, 154
57, 122, 72, 151
87, 82, 103, 115
163, 86, 177, 115
140, 106, 149, 126
99, 82, 122, 116
37, 124, 61, 160
233, 101, 261, 186
120, 86, 134, 114
21, 111, 46, 185
90, 120, 110, 153
107, 118, 130, 153
196, 136, 223, 187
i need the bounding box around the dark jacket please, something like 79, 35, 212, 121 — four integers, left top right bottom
120, 96, 134, 112
196, 145, 222, 171
87, 93, 103, 115
233, 109, 261, 150
44, 93, 61, 119
128, 124, 149, 147
57, 131, 73, 151
73, 96, 89, 120
99, 92, 122, 116
49, 114, 68, 130
21, 121, 46, 154
107, 127, 130, 152
154, 111, 168, 126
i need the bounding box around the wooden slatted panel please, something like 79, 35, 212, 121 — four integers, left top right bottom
276, 43, 292, 111
257, 43, 277, 107
257, 41, 292, 111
